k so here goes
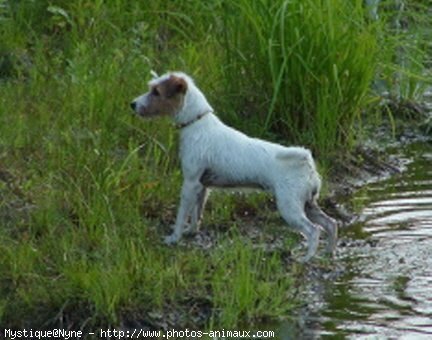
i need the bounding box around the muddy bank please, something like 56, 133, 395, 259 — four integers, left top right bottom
330, 104, 432, 222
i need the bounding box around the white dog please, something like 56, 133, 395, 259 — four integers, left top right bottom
131, 72, 337, 261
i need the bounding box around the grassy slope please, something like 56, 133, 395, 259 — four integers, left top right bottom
0, 0, 429, 331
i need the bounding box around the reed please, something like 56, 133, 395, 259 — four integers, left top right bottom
218, 0, 379, 154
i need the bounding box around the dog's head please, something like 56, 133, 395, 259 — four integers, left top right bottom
130, 73, 188, 118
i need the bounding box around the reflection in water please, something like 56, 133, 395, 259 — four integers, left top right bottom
299, 142, 432, 339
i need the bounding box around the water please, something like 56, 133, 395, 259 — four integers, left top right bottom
295, 141, 432, 339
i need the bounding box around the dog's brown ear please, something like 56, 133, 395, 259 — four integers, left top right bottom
166, 75, 188, 97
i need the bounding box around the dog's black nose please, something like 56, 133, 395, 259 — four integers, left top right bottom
130, 102, 136, 111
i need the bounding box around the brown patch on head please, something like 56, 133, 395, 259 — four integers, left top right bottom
164, 75, 187, 98
138, 75, 188, 117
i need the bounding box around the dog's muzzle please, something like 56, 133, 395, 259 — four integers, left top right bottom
130, 101, 137, 112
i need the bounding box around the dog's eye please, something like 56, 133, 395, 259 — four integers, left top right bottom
152, 87, 160, 96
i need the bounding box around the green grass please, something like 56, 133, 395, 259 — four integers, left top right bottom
0, 0, 430, 332
218, 0, 378, 154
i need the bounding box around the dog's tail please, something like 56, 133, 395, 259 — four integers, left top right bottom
276, 147, 321, 200
275, 146, 313, 164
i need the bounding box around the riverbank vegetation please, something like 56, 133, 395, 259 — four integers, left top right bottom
0, 0, 430, 332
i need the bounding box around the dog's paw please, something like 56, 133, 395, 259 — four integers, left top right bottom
164, 233, 179, 245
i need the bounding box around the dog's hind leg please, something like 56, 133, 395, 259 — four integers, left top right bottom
305, 200, 337, 256
276, 194, 320, 262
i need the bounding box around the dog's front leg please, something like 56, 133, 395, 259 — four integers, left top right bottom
184, 187, 209, 234
165, 179, 204, 244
